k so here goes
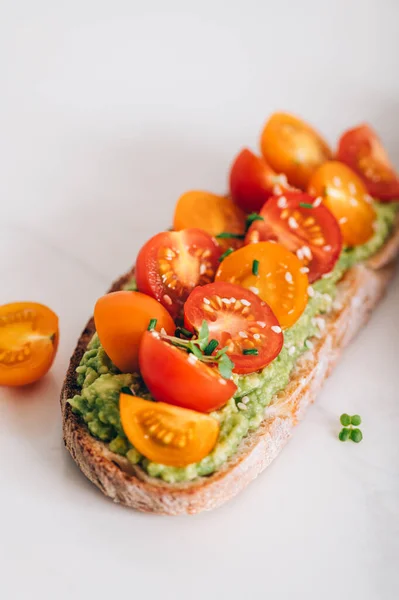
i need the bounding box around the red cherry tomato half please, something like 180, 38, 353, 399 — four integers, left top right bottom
184, 282, 283, 375
246, 192, 342, 282
229, 148, 291, 213
139, 331, 236, 412
337, 124, 399, 201
136, 229, 221, 320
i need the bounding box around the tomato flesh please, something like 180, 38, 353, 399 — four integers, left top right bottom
246, 192, 342, 282
229, 148, 291, 213
135, 229, 221, 320
215, 241, 308, 329
173, 191, 246, 249
94, 291, 175, 373
139, 331, 236, 412
337, 124, 399, 201
260, 112, 332, 189
0, 302, 59, 386
184, 282, 283, 374
308, 161, 376, 247
120, 393, 220, 467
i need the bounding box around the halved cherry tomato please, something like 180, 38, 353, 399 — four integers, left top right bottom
139, 331, 236, 412
135, 229, 221, 320
260, 113, 332, 189
0, 302, 59, 386
120, 393, 219, 467
94, 291, 175, 373
184, 282, 283, 374
229, 148, 292, 213
215, 242, 308, 329
173, 191, 246, 249
308, 161, 376, 246
337, 124, 399, 201
245, 192, 342, 283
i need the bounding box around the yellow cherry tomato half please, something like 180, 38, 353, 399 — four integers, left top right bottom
215, 241, 309, 329
173, 191, 246, 249
308, 161, 376, 246
260, 112, 332, 189
0, 302, 59, 386
94, 291, 175, 374
119, 393, 220, 467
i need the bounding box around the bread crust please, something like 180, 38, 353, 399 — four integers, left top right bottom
61, 223, 399, 515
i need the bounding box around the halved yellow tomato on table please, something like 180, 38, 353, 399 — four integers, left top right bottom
120, 393, 220, 467
215, 242, 309, 329
260, 112, 332, 189
0, 302, 59, 386
308, 161, 376, 246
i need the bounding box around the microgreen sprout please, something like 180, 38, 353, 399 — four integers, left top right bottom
338, 414, 363, 443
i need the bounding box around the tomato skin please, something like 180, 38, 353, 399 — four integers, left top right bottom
139, 331, 236, 412
245, 192, 342, 283
184, 282, 283, 375
0, 302, 59, 387
337, 124, 399, 201
173, 191, 246, 249
215, 241, 308, 329
135, 229, 221, 320
94, 291, 175, 374
229, 148, 289, 213
119, 393, 219, 467
260, 112, 332, 189
308, 161, 376, 247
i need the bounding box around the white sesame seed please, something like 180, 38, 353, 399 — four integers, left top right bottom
200, 263, 207, 275
315, 317, 326, 330
219, 378, 227, 385
241, 396, 250, 404
249, 286, 259, 295
300, 266, 309, 273
163, 294, 172, 306
288, 346, 296, 356
274, 174, 288, 186
285, 271, 293, 284
323, 244, 332, 251
364, 194, 373, 204
288, 216, 298, 229
203, 297, 210, 305
348, 182, 357, 194
188, 354, 198, 364
238, 331, 248, 338
222, 298, 230, 304
277, 196, 288, 209
151, 330, 160, 338
296, 248, 304, 260
253, 333, 261, 340
313, 196, 322, 207
241, 299, 251, 306
230, 297, 237, 303
273, 184, 282, 195
271, 325, 282, 333
327, 187, 342, 199
257, 321, 266, 327
302, 246, 312, 260
333, 176, 341, 187
349, 197, 358, 207
307, 286, 315, 297
237, 402, 248, 411
305, 339, 314, 350
160, 328, 167, 335
339, 217, 348, 224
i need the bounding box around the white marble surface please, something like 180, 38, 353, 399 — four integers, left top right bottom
1, 2, 398, 599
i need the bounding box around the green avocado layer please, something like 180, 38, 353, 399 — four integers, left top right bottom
69, 202, 398, 483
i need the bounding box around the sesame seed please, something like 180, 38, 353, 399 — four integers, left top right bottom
241, 299, 251, 306
364, 194, 373, 204
315, 317, 326, 330
241, 395, 250, 404
200, 263, 207, 275
348, 182, 357, 194
288, 346, 296, 356
313, 197, 322, 207
160, 328, 167, 335
257, 321, 266, 327
277, 196, 288, 209
237, 402, 248, 411
300, 266, 309, 273
238, 331, 248, 338
273, 184, 282, 195
296, 248, 304, 260
307, 286, 315, 297
271, 325, 282, 333
222, 298, 230, 304
305, 339, 314, 350
188, 354, 198, 364
333, 176, 341, 187
349, 197, 358, 207
253, 333, 261, 340
302, 246, 312, 260
151, 331, 160, 338
323, 244, 332, 251
230, 297, 237, 303
288, 216, 298, 229
249, 286, 259, 295
274, 174, 288, 186
219, 378, 227, 385
163, 294, 172, 306
203, 297, 210, 305
339, 217, 348, 224
285, 271, 293, 284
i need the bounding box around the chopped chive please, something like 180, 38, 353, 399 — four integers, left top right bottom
204, 339, 219, 356
121, 386, 134, 396
299, 202, 314, 209
147, 318, 157, 331
242, 348, 259, 356
175, 327, 194, 339
252, 259, 260, 276
246, 213, 264, 230
219, 247, 234, 262
216, 232, 245, 239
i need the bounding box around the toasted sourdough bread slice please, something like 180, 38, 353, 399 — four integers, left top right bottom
61, 218, 399, 515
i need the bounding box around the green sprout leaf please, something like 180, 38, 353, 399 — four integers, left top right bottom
350, 428, 363, 443
188, 343, 204, 360
339, 428, 350, 442
197, 320, 209, 351
340, 413, 351, 427
218, 354, 235, 380
350, 415, 362, 426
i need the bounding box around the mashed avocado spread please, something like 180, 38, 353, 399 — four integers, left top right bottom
69, 202, 398, 483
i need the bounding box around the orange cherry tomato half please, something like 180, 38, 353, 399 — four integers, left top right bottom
308, 161, 376, 247
139, 331, 236, 412
337, 124, 399, 201
184, 282, 283, 375
215, 242, 308, 329
94, 291, 175, 374
0, 302, 59, 386
229, 148, 292, 213
173, 191, 246, 249
260, 112, 332, 189
245, 192, 342, 283
135, 229, 221, 320
120, 393, 219, 467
